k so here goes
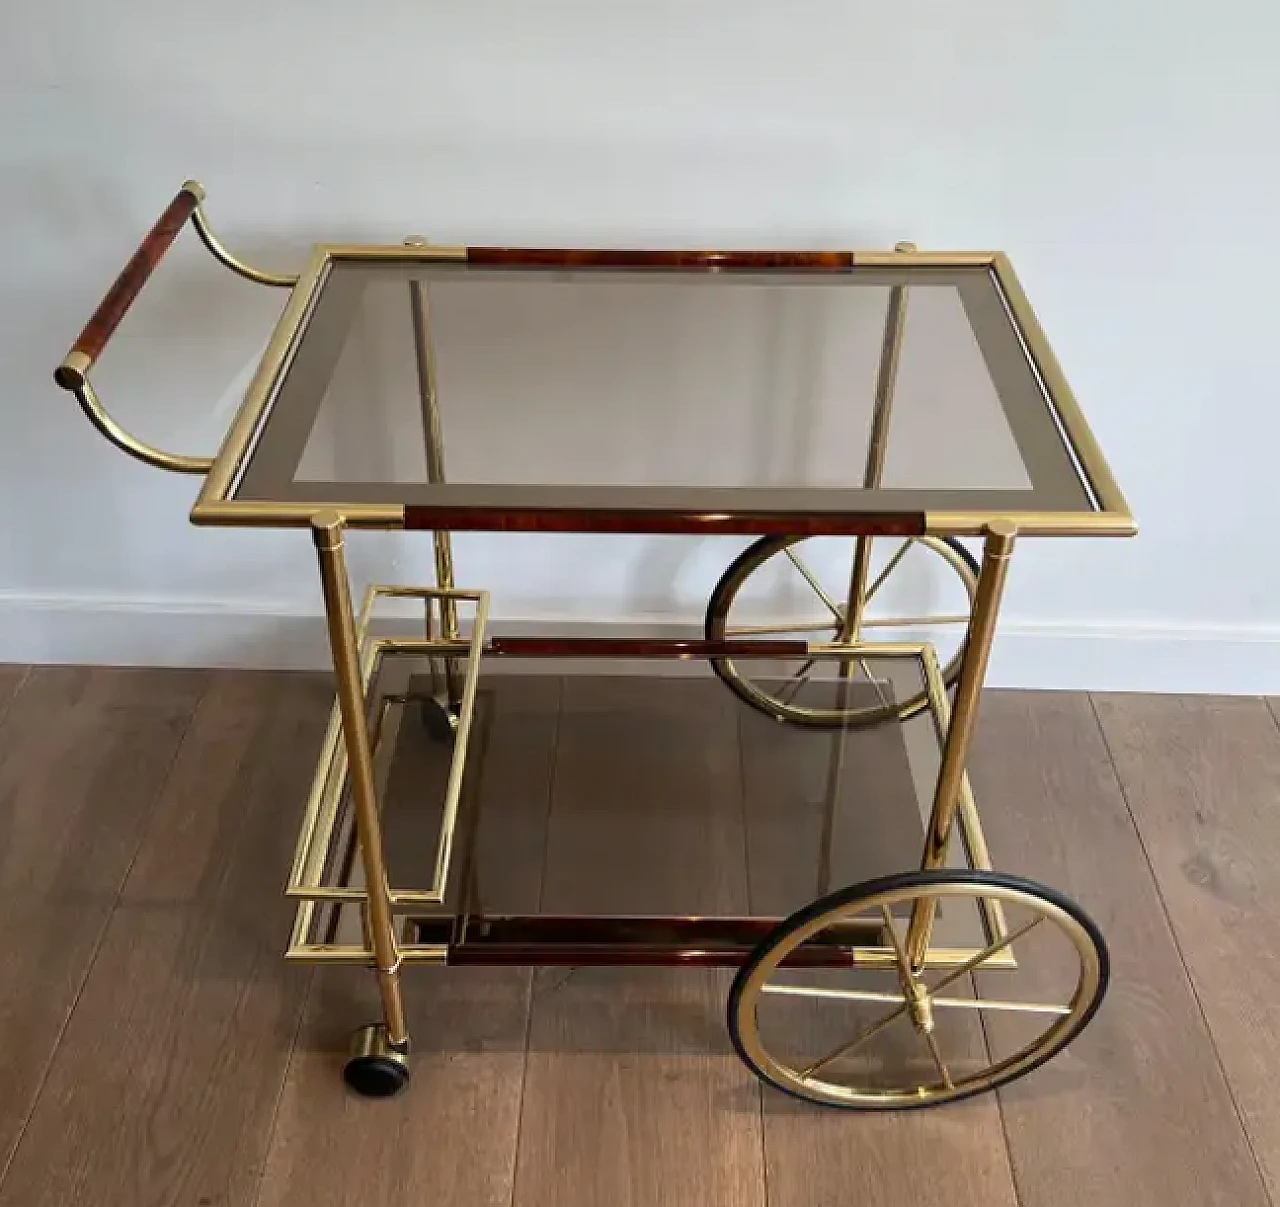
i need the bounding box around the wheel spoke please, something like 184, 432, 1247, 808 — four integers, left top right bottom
784, 547, 845, 625
857, 659, 891, 709
923, 1028, 954, 1090
763, 984, 907, 1006
930, 995, 1070, 1016
725, 620, 834, 637
797, 1001, 911, 1079
860, 614, 971, 629
864, 539, 912, 604
880, 905, 913, 983
776, 659, 816, 704
925, 915, 1046, 1000
761, 982, 1068, 1016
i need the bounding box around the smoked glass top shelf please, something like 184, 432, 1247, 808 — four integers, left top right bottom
193, 247, 1132, 537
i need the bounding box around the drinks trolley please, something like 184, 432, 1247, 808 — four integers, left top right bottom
54, 181, 1135, 1108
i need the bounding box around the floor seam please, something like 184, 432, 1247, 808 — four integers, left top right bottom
506, 676, 564, 1207
0, 666, 33, 737
1087, 691, 1276, 1207
0, 671, 210, 1198
248, 968, 317, 1207
734, 706, 771, 1207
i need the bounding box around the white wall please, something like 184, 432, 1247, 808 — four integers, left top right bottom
2, 0, 1278, 690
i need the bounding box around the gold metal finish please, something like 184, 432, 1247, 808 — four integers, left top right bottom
349, 1022, 409, 1064
192, 499, 406, 528
192, 245, 331, 519
190, 198, 298, 288
906, 523, 1016, 968
172, 241, 1136, 536
732, 876, 1106, 1108
850, 251, 999, 267
918, 642, 1009, 948
311, 514, 408, 1047
925, 509, 1136, 538
710, 536, 979, 728
51, 215, 1131, 1105
64, 376, 214, 474
55, 179, 304, 476
988, 255, 1131, 522
286, 585, 488, 909
323, 243, 469, 262
54, 350, 91, 392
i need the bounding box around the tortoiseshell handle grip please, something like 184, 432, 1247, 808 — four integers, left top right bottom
55, 181, 204, 389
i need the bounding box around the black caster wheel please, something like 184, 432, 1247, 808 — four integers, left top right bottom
419, 696, 460, 742
343, 1024, 411, 1098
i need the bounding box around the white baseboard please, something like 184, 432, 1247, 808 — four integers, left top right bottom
1, 593, 1279, 695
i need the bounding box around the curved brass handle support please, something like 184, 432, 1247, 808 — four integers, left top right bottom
190, 197, 298, 288
53, 179, 296, 474
71, 377, 213, 474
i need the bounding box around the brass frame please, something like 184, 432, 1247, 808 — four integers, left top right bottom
54, 180, 294, 475
188, 243, 1134, 538
286, 583, 489, 966
288, 630, 1013, 974
53, 192, 1131, 1100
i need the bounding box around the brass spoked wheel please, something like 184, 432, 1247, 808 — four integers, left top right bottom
706, 535, 979, 728
728, 870, 1108, 1110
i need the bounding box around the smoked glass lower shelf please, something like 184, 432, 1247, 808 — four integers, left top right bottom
287, 638, 1009, 973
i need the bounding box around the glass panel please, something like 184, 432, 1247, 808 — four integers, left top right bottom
318, 653, 991, 955
234, 258, 1094, 515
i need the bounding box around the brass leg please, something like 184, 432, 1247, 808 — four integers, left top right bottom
905, 521, 1017, 969
312, 513, 409, 1048
406, 249, 461, 706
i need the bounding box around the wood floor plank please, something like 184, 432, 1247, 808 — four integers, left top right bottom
1095, 693, 1280, 1199
0, 670, 329, 1207
0, 666, 205, 1184
256, 677, 560, 1207
970, 691, 1269, 1207
0, 666, 28, 727
512, 677, 765, 1207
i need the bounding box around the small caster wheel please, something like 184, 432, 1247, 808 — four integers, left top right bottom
419, 696, 459, 742
343, 1024, 411, 1098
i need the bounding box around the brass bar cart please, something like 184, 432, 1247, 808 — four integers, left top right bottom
55, 182, 1134, 1108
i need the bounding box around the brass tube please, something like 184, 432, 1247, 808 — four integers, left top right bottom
191, 203, 298, 288
311, 513, 409, 1047
988, 254, 1132, 521
905, 521, 1017, 968
71, 378, 213, 474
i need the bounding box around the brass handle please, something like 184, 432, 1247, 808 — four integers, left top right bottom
52, 180, 298, 475
55, 182, 204, 392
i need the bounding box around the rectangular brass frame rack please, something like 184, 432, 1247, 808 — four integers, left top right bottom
286, 583, 488, 965
191, 245, 1134, 539
287, 635, 1014, 973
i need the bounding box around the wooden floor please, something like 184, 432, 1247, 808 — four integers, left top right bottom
0, 664, 1277, 1207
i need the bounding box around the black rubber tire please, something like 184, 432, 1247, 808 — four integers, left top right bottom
343, 1053, 411, 1098
726, 868, 1110, 1110
705, 535, 980, 728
